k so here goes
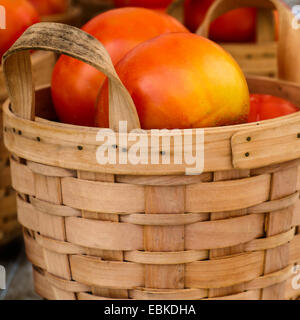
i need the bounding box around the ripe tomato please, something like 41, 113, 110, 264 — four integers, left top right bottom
114, 0, 173, 9
248, 94, 298, 122
96, 33, 249, 129
51, 8, 188, 127
28, 0, 68, 15
0, 0, 40, 60
184, 0, 257, 42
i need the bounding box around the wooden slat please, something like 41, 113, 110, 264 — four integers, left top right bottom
124, 250, 208, 265
10, 158, 35, 196
70, 255, 144, 289
185, 251, 264, 289
208, 169, 250, 298
262, 166, 297, 300
186, 174, 271, 212
144, 186, 185, 290
61, 177, 145, 213
130, 288, 208, 300
232, 116, 300, 170
185, 213, 264, 250
65, 217, 143, 251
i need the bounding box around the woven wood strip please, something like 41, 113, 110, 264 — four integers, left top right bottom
115, 173, 213, 186
24, 231, 47, 270
27, 161, 76, 177
185, 251, 264, 289
186, 174, 271, 212
10, 158, 35, 196
33, 269, 76, 300
44, 271, 90, 293
244, 228, 296, 252
185, 213, 264, 250
262, 166, 297, 299
245, 264, 293, 291
65, 217, 144, 251
35, 233, 85, 255
289, 234, 300, 264
293, 200, 300, 226
30, 196, 81, 217
17, 197, 66, 240
205, 290, 261, 300
248, 191, 299, 214
124, 250, 209, 265
121, 213, 210, 226
70, 255, 144, 289
61, 177, 145, 213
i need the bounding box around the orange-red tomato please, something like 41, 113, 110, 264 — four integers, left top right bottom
96, 33, 250, 129
28, 0, 68, 15
248, 94, 298, 122
184, 0, 257, 42
51, 8, 188, 127
0, 0, 40, 60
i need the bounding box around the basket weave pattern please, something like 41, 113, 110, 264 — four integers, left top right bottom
0, 110, 19, 246
10, 155, 300, 300
2, 17, 300, 299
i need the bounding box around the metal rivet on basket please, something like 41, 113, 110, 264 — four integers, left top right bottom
246, 137, 251, 142
160, 151, 166, 156
112, 144, 118, 149
122, 147, 127, 152
77, 146, 83, 151
297, 133, 300, 139
245, 152, 250, 157
36, 137, 41, 142
18, 130, 22, 135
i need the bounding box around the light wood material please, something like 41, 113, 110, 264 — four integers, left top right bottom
0, 51, 56, 247
2, 19, 300, 300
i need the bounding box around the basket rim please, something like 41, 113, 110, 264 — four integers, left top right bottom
3, 75, 300, 175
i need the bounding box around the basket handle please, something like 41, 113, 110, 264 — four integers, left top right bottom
2, 23, 141, 131
196, 0, 300, 83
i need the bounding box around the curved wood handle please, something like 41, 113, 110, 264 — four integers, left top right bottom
196, 0, 300, 83
2, 23, 141, 131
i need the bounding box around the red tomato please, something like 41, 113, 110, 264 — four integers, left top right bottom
248, 94, 298, 122
51, 8, 188, 127
114, 0, 172, 8
0, 0, 40, 60
184, 0, 257, 42
96, 33, 249, 129
28, 0, 68, 15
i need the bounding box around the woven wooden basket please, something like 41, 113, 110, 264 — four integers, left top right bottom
0, 51, 56, 247
41, 0, 82, 26
77, 0, 114, 22
169, 0, 278, 77
2, 0, 300, 299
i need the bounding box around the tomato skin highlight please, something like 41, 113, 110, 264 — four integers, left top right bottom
51, 7, 188, 127
97, 33, 250, 130
0, 0, 40, 60
28, 0, 68, 15
248, 94, 298, 122
184, 0, 257, 43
